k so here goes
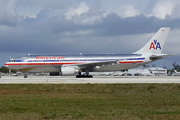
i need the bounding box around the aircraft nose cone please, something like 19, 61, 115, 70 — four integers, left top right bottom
4, 63, 8, 68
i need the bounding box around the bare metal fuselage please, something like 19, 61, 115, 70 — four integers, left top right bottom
4, 54, 151, 73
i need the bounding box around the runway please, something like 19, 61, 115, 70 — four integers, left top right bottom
0, 76, 180, 84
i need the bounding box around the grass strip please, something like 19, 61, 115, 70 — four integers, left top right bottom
0, 84, 180, 120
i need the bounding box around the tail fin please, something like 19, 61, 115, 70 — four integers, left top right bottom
134, 27, 170, 54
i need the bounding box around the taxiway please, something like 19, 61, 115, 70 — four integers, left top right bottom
0, 76, 180, 84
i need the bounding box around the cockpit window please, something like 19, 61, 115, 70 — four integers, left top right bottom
9, 60, 16, 62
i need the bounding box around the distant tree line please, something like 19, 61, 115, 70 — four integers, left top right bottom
0, 66, 16, 73
172, 62, 180, 72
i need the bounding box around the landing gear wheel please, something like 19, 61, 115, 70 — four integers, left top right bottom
76, 75, 93, 78
24, 74, 28, 78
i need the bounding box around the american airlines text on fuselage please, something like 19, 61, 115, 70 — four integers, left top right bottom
36, 56, 65, 60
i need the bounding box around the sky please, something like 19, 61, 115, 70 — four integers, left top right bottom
0, 0, 180, 69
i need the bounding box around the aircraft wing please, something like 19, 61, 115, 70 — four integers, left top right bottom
73, 60, 120, 69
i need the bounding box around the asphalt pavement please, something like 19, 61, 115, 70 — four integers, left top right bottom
0, 76, 180, 84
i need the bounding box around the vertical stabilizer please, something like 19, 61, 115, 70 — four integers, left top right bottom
134, 27, 170, 54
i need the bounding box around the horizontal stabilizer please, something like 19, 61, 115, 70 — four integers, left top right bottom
149, 54, 174, 61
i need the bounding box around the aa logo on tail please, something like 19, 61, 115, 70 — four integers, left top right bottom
149, 39, 161, 50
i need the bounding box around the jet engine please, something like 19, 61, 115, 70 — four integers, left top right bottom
60, 66, 80, 76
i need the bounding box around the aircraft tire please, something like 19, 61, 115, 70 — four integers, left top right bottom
76, 75, 93, 78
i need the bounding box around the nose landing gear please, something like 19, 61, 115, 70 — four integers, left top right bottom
24, 74, 28, 78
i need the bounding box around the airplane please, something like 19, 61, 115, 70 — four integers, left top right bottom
174, 70, 180, 76
135, 71, 152, 76
101, 72, 114, 76
4, 27, 173, 78
113, 71, 127, 76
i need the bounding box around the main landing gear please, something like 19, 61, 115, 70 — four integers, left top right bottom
24, 74, 28, 78
76, 72, 93, 78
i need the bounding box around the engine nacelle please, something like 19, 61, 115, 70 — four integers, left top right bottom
60, 66, 79, 76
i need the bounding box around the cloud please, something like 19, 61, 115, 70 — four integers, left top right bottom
16, 0, 65, 19
115, 4, 140, 18
0, 0, 22, 26
64, 2, 105, 25
0, 0, 180, 68
150, 1, 174, 19
170, 4, 180, 19
65, 2, 89, 20
62, 30, 92, 37
65, 2, 90, 24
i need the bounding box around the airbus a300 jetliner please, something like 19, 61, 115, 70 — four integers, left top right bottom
5, 27, 172, 78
